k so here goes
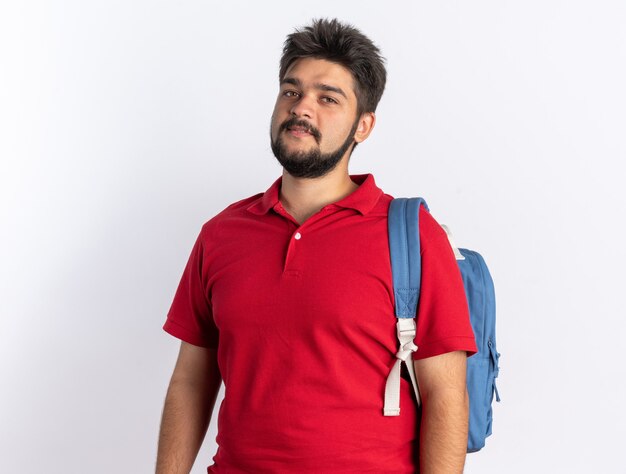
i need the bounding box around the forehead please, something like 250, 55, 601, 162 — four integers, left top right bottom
282, 57, 357, 99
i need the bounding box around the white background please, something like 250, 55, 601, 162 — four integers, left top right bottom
1, 1, 625, 473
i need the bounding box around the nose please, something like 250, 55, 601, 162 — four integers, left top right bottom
289, 94, 314, 119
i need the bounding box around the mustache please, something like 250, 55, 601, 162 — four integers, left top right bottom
280, 118, 322, 142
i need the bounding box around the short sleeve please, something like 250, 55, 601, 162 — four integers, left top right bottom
412, 207, 477, 360
163, 228, 219, 348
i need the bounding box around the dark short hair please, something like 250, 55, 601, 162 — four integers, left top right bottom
279, 18, 387, 115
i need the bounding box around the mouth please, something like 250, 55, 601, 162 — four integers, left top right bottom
286, 125, 314, 138
279, 118, 321, 142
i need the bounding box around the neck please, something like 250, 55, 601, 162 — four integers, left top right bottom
279, 165, 359, 225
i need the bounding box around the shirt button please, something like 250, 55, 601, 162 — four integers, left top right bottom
294, 232, 302, 240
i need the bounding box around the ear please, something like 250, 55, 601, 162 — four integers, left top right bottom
354, 112, 376, 144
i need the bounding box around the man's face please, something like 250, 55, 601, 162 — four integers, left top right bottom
270, 58, 361, 178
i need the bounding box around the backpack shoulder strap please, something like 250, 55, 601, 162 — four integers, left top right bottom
384, 197, 428, 416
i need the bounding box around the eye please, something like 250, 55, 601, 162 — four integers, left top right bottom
321, 96, 338, 104
283, 90, 299, 98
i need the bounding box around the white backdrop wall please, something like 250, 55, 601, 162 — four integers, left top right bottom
1, 1, 625, 472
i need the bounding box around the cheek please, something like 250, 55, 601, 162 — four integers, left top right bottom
270, 110, 281, 137
324, 117, 351, 141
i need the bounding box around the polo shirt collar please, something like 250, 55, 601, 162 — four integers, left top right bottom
246, 173, 382, 216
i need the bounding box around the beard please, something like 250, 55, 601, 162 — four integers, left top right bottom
270, 116, 359, 179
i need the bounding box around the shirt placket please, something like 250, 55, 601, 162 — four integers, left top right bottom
272, 202, 334, 275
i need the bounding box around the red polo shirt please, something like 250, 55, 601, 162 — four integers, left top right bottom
164, 174, 477, 473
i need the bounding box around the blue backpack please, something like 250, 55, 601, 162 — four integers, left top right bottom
384, 197, 500, 452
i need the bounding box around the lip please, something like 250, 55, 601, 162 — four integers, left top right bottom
286, 127, 313, 138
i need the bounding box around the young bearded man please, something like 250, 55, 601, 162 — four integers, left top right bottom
156, 18, 477, 474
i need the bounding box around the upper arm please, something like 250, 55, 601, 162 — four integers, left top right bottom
412, 209, 477, 360
413, 350, 467, 401
171, 341, 222, 390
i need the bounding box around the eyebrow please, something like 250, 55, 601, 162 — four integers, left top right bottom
281, 77, 348, 99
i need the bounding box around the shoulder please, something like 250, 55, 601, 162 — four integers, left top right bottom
368, 191, 394, 217
418, 206, 450, 255
197, 191, 265, 241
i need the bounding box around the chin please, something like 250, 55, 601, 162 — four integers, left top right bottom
285, 141, 317, 153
